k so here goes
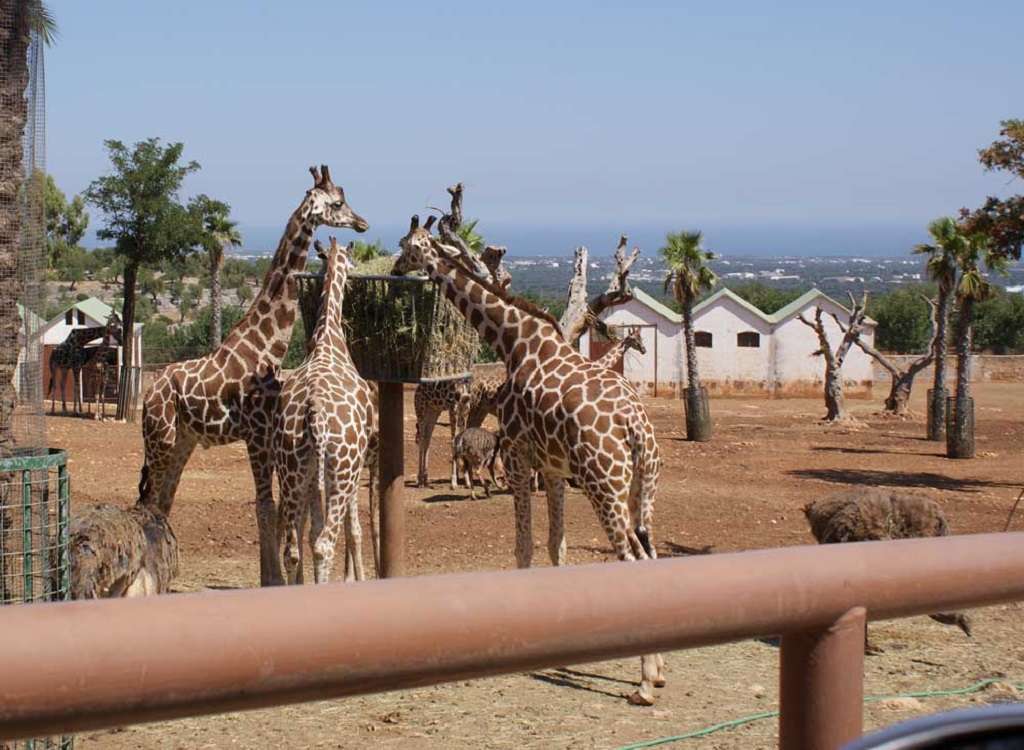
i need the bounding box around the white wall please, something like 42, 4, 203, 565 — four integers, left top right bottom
687, 298, 773, 390
589, 298, 682, 395
773, 298, 875, 388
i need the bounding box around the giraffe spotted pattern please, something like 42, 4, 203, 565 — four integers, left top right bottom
137, 166, 368, 587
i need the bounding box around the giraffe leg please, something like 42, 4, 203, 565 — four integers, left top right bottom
247, 441, 283, 587
417, 407, 439, 487
365, 432, 380, 577
544, 476, 567, 566
504, 441, 534, 569
277, 471, 304, 585
343, 485, 365, 582
315, 453, 358, 585
582, 477, 661, 705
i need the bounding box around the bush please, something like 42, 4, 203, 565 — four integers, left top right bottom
869, 286, 935, 353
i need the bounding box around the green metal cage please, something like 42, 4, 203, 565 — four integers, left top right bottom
0, 449, 72, 750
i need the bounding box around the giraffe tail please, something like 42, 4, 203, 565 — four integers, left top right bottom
629, 428, 656, 559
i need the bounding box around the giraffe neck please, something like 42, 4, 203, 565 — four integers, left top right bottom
423, 251, 563, 370
310, 257, 349, 354
62, 326, 108, 349
220, 202, 314, 368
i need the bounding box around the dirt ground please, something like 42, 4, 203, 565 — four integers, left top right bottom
43, 382, 1023, 749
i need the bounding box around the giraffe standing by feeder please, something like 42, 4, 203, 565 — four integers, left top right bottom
394, 215, 665, 706
273, 238, 377, 584
137, 166, 368, 586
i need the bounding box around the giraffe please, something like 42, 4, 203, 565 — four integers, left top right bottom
594, 326, 646, 372
47, 312, 122, 416
413, 229, 510, 489
273, 238, 377, 584
137, 165, 368, 587
394, 215, 665, 705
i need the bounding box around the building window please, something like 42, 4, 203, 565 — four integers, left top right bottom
737, 331, 760, 348
77, 310, 86, 325
64, 309, 72, 325
694, 331, 713, 348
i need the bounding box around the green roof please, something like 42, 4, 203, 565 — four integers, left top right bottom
625, 287, 875, 328
73, 297, 115, 324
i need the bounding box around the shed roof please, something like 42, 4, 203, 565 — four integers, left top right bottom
621, 286, 875, 328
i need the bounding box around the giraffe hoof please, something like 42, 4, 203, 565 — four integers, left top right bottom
627, 690, 656, 706
653, 676, 667, 688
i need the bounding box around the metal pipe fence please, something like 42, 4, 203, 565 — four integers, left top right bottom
0, 532, 1022, 749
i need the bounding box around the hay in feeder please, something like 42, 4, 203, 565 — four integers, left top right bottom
295, 269, 478, 383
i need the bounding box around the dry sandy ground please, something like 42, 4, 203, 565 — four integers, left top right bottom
37, 382, 1024, 749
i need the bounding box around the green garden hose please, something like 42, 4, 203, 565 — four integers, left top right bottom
617, 677, 1023, 750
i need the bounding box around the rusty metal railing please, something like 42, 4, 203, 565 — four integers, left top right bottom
1, 532, 1023, 750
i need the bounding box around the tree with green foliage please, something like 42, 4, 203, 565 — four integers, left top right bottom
914, 217, 963, 438
235, 282, 253, 306
179, 284, 200, 324
85, 138, 202, 418
44, 174, 88, 269
56, 245, 87, 291
961, 119, 1024, 262
948, 230, 1008, 456
662, 230, 717, 397
0, 1, 56, 452
350, 239, 387, 263
973, 289, 1024, 354
868, 286, 934, 353
727, 282, 801, 315
190, 195, 241, 348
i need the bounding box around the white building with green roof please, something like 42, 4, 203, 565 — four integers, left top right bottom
582, 287, 876, 398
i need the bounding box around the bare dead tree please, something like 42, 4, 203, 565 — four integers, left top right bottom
433, 183, 510, 287
832, 294, 938, 416
797, 292, 868, 422
559, 236, 640, 346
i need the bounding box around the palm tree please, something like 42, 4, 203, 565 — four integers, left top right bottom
948, 229, 1007, 457
913, 217, 962, 439
0, 1, 55, 453
193, 197, 241, 349
661, 230, 717, 439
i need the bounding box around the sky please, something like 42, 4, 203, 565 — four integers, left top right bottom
47, 1, 1023, 256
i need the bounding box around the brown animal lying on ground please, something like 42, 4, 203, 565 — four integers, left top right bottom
453, 427, 504, 500
66, 503, 178, 599
803, 488, 972, 651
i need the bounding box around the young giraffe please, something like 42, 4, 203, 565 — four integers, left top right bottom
138, 166, 367, 586
394, 215, 665, 705
273, 238, 377, 584
47, 313, 122, 416
594, 327, 646, 372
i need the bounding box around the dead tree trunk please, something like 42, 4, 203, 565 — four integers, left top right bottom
558, 236, 640, 347
434, 183, 510, 287
798, 293, 868, 422
840, 295, 938, 415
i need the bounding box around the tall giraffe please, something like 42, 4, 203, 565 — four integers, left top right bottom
138, 166, 367, 586
273, 238, 377, 584
394, 215, 665, 705
47, 312, 122, 416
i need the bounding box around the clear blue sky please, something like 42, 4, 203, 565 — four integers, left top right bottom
47, 1, 1022, 255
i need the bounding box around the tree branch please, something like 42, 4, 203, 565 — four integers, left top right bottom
433, 182, 495, 283
559, 235, 641, 345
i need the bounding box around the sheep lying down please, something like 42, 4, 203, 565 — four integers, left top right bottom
803, 488, 972, 645
67, 503, 178, 599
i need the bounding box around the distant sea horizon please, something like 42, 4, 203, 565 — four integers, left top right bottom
82, 221, 943, 258
205, 221, 934, 259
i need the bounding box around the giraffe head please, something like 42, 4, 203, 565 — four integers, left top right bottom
393, 214, 438, 275
623, 327, 646, 355
103, 311, 124, 346
305, 165, 369, 233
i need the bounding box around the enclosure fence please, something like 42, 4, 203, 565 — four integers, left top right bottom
0, 532, 1023, 750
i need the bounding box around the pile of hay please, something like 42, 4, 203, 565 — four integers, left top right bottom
295, 258, 478, 382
